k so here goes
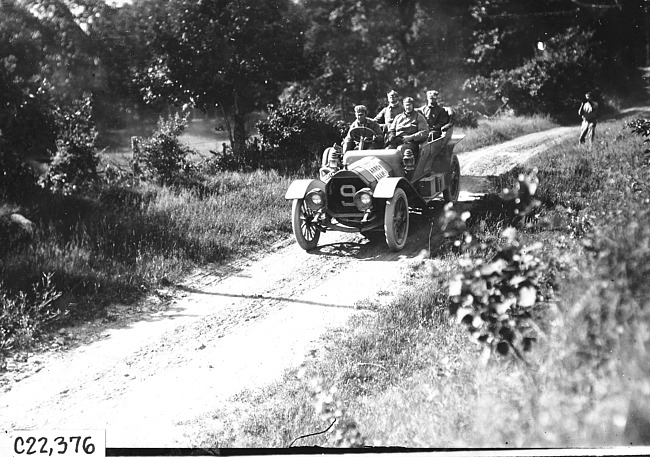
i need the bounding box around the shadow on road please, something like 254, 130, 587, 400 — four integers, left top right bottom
173, 286, 373, 311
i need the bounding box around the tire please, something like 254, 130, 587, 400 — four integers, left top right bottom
443, 156, 461, 203
291, 199, 320, 251
384, 188, 409, 251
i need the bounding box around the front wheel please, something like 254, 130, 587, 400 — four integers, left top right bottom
443, 156, 461, 203
292, 199, 320, 250
384, 188, 409, 251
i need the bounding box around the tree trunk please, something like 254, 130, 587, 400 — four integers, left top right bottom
232, 90, 247, 158
218, 103, 234, 153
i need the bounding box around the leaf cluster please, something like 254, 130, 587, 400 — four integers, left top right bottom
40, 94, 100, 195
449, 237, 546, 358
446, 172, 549, 360
465, 28, 604, 119
253, 92, 346, 173
0, 54, 58, 200
0, 273, 65, 360
132, 112, 197, 185
626, 118, 650, 147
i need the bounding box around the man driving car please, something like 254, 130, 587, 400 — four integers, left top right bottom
342, 105, 384, 153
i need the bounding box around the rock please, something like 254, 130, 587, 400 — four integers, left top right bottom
0, 213, 36, 246
9, 214, 35, 234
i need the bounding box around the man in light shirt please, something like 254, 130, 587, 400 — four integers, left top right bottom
578, 91, 598, 145
373, 90, 402, 132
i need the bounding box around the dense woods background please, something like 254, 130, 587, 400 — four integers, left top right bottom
1, 0, 649, 194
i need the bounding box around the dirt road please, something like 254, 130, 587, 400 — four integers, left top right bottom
0, 126, 575, 448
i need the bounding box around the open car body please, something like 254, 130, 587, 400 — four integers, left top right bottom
285, 128, 463, 251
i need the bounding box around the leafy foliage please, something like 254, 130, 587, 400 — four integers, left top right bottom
40, 94, 100, 194
447, 172, 550, 360
0, 58, 56, 200
448, 233, 547, 359
465, 28, 608, 119
626, 118, 650, 163
135, 0, 309, 156
254, 92, 346, 173
132, 112, 196, 185
452, 101, 480, 128
0, 273, 64, 359
626, 118, 650, 139
302, 0, 473, 114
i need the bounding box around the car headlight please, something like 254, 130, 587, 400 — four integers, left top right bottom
403, 148, 415, 170
306, 189, 326, 210
353, 188, 373, 211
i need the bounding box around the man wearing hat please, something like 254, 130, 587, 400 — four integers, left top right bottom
386, 97, 428, 148
342, 105, 384, 153
373, 90, 403, 132
418, 90, 449, 140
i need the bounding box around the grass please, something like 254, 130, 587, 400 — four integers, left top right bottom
0, 169, 293, 356
455, 113, 558, 153
189, 115, 650, 448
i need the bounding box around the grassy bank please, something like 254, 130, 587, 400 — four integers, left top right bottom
454, 113, 558, 153
192, 116, 650, 447
1, 170, 292, 357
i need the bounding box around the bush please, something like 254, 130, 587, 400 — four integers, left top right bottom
209, 138, 264, 172
132, 112, 196, 184
452, 99, 481, 128
464, 28, 618, 121
40, 94, 100, 194
0, 273, 64, 359
447, 172, 550, 360
0, 61, 56, 201
254, 91, 346, 173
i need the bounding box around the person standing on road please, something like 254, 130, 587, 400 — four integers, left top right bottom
578, 92, 598, 145
418, 89, 449, 139
373, 90, 402, 132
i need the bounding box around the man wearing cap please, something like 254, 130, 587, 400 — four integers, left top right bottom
386, 97, 428, 149
373, 90, 403, 132
342, 105, 384, 153
418, 90, 449, 139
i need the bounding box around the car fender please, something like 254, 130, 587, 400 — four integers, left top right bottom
373, 177, 408, 199
285, 179, 326, 200
374, 177, 427, 208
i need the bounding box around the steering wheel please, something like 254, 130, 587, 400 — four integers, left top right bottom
348, 126, 379, 150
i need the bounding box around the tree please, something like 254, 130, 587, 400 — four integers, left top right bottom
138, 0, 309, 157
467, 0, 648, 81
301, 0, 473, 117
40, 93, 100, 194
90, 0, 172, 126
10, 0, 105, 103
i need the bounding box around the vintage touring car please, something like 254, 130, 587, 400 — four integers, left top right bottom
285, 122, 463, 252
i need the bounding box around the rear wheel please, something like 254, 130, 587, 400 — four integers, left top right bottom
291, 199, 320, 250
443, 156, 461, 202
384, 188, 409, 251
